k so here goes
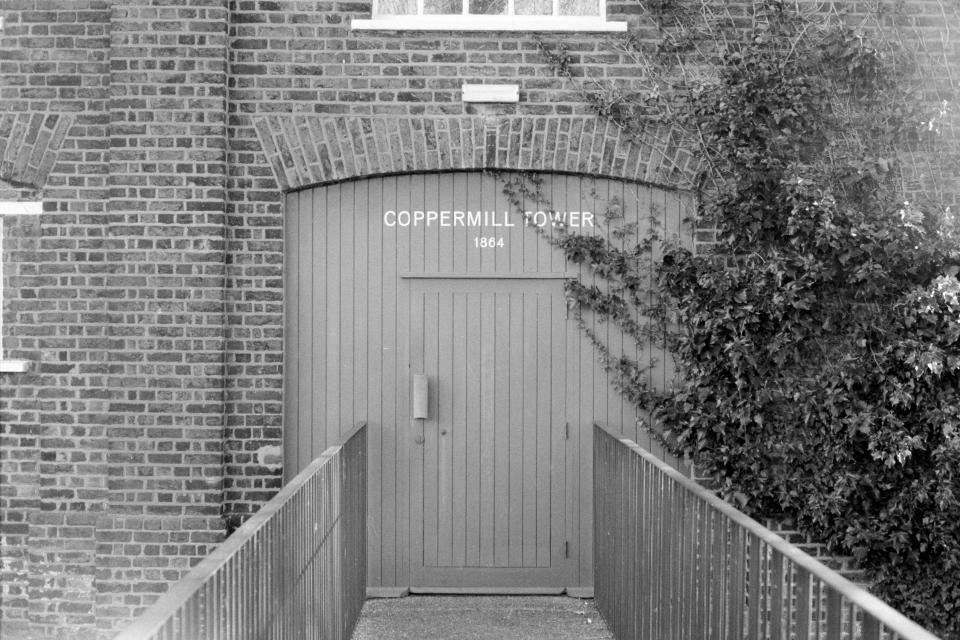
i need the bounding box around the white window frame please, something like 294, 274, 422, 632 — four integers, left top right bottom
0, 201, 41, 374
352, 0, 627, 31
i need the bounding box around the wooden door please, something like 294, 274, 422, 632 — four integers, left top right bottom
407, 277, 570, 591
284, 171, 695, 593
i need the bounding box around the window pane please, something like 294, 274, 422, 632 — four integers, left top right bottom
468, 0, 507, 14
559, 0, 598, 15
516, 0, 552, 15
424, 0, 462, 13
376, 0, 416, 14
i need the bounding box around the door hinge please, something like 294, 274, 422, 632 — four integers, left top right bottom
564, 541, 569, 558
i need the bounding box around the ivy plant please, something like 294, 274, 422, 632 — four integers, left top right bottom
530, 0, 960, 635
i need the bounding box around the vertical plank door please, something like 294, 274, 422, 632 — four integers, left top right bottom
407, 278, 570, 591
283, 171, 694, 593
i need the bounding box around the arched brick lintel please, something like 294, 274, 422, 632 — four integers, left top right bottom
252, 115, 703, 192
0, 112, 73, 190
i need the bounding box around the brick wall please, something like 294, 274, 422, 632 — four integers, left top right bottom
0, 0, 957, 638
2, 3, 111, 638
2, 2, 230, 638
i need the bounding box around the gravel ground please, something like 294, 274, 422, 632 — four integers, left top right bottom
350, 595, 614, 640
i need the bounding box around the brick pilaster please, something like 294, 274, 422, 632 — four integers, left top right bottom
93, 0, 230, 633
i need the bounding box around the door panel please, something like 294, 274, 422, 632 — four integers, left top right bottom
408, 278, 569, 590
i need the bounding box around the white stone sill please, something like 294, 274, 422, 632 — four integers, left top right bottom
351, 16, 628, 31
0, 359, 30, 373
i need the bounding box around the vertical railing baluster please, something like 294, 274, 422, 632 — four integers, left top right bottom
321, 464, 327, 637
261, 527, 268, 640
594, 432, 602, 625
748, 532, 761, 639
212, 558, 220, 640
825, 586, 842, 640
223, 555, 232, 640
814, 577, 823, 640
597, 432, 605, 627
625, 442, 632, 638
329, 459, 336, 639
665, 475, 676, 640
633, 447, 642, 640
277, 511, 284, 640
711, 508, 724, 640
613, 442, 622, 637
238, 538, 245, 640
195, 588, 204, 640
771, 548, 784, 640
247, 532, 254, 640
234, 553, 241, 640
682, 489, 695, 640
729, 523, 744, 639
653, 460, 663, 639
180, 589, 191, 639
593, 431, 602, 626
644, 456, 655, 640
335, 458, 341, 638
300, 482, 307, 638
620, 439, 625, 635
609, 436, 618, 637
308, 478, 316, 640
200, 573, 210, 639
657, 467, 667, 640
787, 563, 795, 640
694, 498, 707, 639
676, 486, 686, 640
622, 442, 631, 640
624, 448, 634, 639
252, 529, 259, 640
629, 446, 638, 639
328, 461, 334, 640
864, 613, 883, 640
222, 556, 230, 640
798, 567, 811, 640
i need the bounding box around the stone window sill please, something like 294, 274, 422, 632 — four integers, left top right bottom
351, 16, 627, 31
0, 359, 30, 374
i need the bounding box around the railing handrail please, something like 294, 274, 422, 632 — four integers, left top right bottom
114, 422, 368, 640
594, 422, 941, 640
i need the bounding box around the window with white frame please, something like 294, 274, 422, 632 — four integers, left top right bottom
352, 0, 627, 31
0, 201, 41, 374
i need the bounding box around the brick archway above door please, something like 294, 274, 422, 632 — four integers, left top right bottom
0, 112, 73, 191
252, 115, 703, 191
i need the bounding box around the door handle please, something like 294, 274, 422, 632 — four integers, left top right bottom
412, 374, 429, 420
412, 374, 428, 445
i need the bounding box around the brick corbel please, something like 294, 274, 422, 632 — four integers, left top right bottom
252, 115, 703, 191
0, 112, 73, 191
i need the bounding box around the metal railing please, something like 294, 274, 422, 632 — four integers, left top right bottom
115, 423, 367, 640
593, 423, 941, 640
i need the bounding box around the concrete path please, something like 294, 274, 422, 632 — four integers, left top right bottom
350, 595, 614, 640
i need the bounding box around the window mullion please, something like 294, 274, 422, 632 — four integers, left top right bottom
552, 0, 559, 18
508, 0, 514, 16
417, 0, 425, 16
